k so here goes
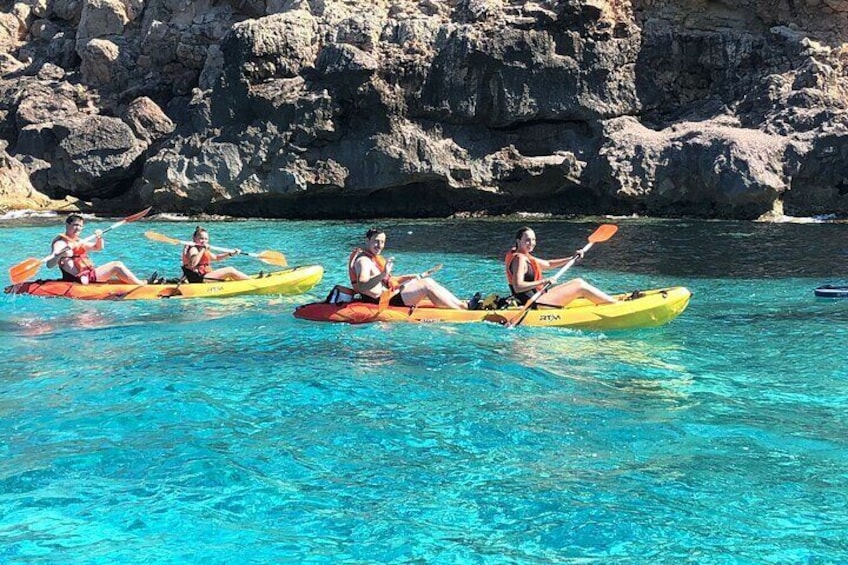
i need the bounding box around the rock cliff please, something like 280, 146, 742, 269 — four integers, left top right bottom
1, 0, 847, 219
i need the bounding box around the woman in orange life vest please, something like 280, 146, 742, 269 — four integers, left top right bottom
350, 227, 469, 309
181, 226, 250, 283
46, 213, 145, 284
506, 226, 617, 307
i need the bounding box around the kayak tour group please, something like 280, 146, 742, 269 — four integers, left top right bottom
5, 207, 694, 330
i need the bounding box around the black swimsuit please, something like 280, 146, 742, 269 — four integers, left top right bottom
509, 257, 553, 308
509, 259, 538, 306
182, 266, 205, 284
356, 293, 406, 307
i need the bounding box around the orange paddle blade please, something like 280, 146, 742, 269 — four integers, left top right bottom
506, 224, 618, 329
9, 258, 44, 285
8, 207, 152, 284
256, 250, 287, 267
124, 206, 153, 223
588, 224, 618, 243
144, 230, 180, 245
146, 230, 288, 267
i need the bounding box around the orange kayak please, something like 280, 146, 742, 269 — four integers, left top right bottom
294, 287, 691, 330
5, 266, 323, 300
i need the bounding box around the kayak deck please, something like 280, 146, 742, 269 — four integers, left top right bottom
5, 265, 324, 300
294, 286, 691, 330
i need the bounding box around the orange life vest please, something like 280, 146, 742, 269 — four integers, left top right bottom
348, 248, 399, 290
182, 245, 213, 275
53, 234, 96, 275
504, 250, 543, 293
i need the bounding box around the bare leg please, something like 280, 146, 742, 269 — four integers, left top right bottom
95, 261, 144, 285
540, 278, 617, 307
204, 266, 251, 281
400, 278, 467, 309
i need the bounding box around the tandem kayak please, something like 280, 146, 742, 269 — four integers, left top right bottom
294, 286, 691, 330
5, 265, 323, 300
814, 285, 848, 298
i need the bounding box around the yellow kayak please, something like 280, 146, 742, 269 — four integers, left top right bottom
294, 286, 691, 330
5, 265, 324, 300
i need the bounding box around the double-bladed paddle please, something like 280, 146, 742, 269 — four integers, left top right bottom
8, 207, 153, 284
505, 224, 618, 328
377, 263, 443, 312
144, 231, 287, 267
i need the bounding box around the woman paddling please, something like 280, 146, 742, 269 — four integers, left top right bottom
350, 227, 470, 309
46, 214, 146, 285
506, 226, 617, 307
182, 226, 250, 283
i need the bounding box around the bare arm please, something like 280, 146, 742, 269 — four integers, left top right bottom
510, 256, 547, 294
352, 256, 388, 294
213, 250, 238, 261
539, 249, 584, 269
46, 240, 71, 268
85, 230, 104, 252
185, 246, 204, 268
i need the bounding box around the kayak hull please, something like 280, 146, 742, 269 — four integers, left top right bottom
814, 285, 848, 298
5, 265, 323, 300
294, 286, 691, 330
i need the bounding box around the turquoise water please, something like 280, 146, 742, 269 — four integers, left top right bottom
1, 216, 847, 564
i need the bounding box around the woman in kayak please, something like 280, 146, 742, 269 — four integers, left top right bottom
182, 226, 251, 283
506, 226, 617, 307
350, 227, 469, 309
46, 214, 146, 284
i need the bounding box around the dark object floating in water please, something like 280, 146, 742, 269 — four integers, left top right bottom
814, 285, 848, 298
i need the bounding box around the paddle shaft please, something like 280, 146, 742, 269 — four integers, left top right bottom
9, 208, 152, 284
505, 240, 595, 328
50, 208, 154, 261
144, 231, 287, 267
173, 239, 250, 258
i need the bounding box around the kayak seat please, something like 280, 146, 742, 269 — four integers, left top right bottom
325, 284, 355, 304
496, 295, 519, 309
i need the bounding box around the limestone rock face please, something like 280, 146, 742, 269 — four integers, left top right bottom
15, 85, 78, 129
598, 116, 793, 217
123, 96, 175, 144
41, 115, 145, 199
0, 0, 847, 219
0, 142, 72, 211
76, 0, 129, 49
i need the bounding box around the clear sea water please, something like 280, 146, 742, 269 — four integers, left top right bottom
1, 215, 846, 564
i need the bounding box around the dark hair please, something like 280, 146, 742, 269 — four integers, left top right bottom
512, 226, 533, 250
365, 227, 384, 240
66, 213, 84, 225
514, 226, 532, 241
193, 226, 207, 239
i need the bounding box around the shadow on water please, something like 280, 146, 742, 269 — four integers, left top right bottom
365, 218, 848, 279
2, 299, 256, 338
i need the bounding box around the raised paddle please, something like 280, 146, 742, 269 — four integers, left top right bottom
377, 263, 443, 312
8, 207, 153, 284
505, 224, 618, 328
144, 231, 287, 267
